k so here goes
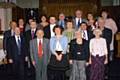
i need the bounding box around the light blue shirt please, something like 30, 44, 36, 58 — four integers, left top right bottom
50, 35, 68, 55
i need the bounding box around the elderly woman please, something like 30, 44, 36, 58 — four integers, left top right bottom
69, 31, 89, 80
47, 25, 69, 80
89, 28, 108, 80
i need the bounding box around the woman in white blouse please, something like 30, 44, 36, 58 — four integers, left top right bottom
89, 28, 108, 80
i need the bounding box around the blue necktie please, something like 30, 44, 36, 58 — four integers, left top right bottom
60, 21, 64, 28
78, 19, 80, 28
18, 37, 21, 55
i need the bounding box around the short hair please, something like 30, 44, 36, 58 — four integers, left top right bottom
80, 22, 88, 26
53, 25, 64, 34
93, 28, 102, 35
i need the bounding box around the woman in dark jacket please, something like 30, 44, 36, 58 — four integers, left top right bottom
69, 31, 89, 80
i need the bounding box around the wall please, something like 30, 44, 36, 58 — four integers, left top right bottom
16, 0, 39, 8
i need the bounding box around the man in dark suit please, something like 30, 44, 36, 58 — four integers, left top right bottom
79, 22, 94, 42
6, 27, 27, 80
98, 17, 112, 59
98, 17, 112, 79
73, 10, 87, 30
30, 29, 50, 80
24, 20, 37, 79
3, 21, 17, 52
43, 16, 56, 39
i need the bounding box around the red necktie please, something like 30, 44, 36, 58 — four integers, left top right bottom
38, 40, 42, 58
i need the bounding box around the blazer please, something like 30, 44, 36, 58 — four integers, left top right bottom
101, 27, 112, 52
73, 17, 87, 30
69, 39, 89, 61
24, 29, 37, 52
43, 25, 51, 39
6, 36, 27, 62
3, 30, 12, 51
30, 38, 50, 66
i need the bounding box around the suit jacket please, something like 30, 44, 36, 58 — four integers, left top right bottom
102, 27, 112, 52
24, 29, 37, 53
3, 30, 12, 51
73, 17, 87, 30
43, 25, 51, 39
30, 38, 50, 66
6, 36, 27, 62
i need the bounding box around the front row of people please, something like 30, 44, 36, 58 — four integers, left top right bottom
6, 24, 108, 80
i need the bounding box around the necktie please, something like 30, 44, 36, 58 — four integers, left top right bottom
60, 21, 64, 28
83, 31, 86, 39
31, 31, 34, 39
38, 40, 42, 58
17, 37, 21, 55
77, 19, 81, 28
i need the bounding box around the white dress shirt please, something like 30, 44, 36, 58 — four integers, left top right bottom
55, 40, 63, 51
50, 24, 56, 37
90, 38, 108, 57
82, 30, 88, 40
75, 18, 82, 26
15, 35, 21, 46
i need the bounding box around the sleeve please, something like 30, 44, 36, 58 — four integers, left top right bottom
62, 37, 68, 54
84, 41, 89, 61
111, 19, 118, 34
50, 37, 56, 55
69, 40, 73, 59
103, 39, 108, 55
30, 40, 34, 62
89, 39, 93, 54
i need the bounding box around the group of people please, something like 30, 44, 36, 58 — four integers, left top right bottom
3, 9, 118, 80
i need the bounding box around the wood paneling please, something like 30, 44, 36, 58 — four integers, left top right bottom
12, 6, 25, 21
40, 3, 97, 17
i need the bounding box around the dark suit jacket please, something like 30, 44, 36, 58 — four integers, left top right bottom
30, 38, 50, 66
24, 29, 37, 53
69, 39, 89, 61
3, 30, 12, 51
6, 36, 27, 62
43, 25, 51, 39
102, 27, 112, 52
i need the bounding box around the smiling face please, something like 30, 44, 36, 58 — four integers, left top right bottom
59, 13, 65, 20
15, 27, 20, 35
75, 10, 82, 18
41, 16, 47, 22
101, 11, 108, 19
36, 29, 44, 39
49, 17, 56, 24
30, 21, 37, 29
66, 21, 73, 29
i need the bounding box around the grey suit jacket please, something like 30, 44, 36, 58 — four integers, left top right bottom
30, 38, 50, 66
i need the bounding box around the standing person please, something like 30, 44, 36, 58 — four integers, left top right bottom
78, 22, 94, 41
18, 18, 26, 33
3, 21, 17, 52
73, 9, 86, 30
89, 29, 108, 80
47, 25, 69, 80
39, 15, 49, 29
69, 31, 89, 80
63, 20, 75, 79
30, 29, 50, 80
101, 10, 118, 61
98, 17, 112, 61
63, 20, 75, 43
43, 16, 57, 39
24, 20, 37, 79
58, 12, 66, 29
87, 12, 96, 31
6, 27, 27, 80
